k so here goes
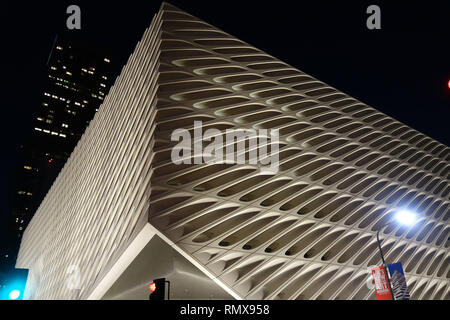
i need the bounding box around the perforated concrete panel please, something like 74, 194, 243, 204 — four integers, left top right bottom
17, 2, 449, 300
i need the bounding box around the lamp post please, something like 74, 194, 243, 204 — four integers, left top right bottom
376, 209, 417, 301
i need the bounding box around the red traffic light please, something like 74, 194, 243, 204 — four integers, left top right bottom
149, 278, 167, 300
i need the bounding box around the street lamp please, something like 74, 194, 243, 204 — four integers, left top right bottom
376, 209, 417, 300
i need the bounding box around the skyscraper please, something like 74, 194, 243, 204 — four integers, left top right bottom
16, 3, 449, 300
2, 32, 111, 271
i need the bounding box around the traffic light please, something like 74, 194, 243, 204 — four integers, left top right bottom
149, 278, 166, 300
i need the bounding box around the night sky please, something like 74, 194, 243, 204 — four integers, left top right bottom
0, 1, 449, 254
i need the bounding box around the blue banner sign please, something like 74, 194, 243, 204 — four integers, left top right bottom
387, 262, 410, 300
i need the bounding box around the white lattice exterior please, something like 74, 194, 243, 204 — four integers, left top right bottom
17, 2, 449, 300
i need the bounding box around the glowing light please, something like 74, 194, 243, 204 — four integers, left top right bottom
395, 210, 417, 226
448, 80, 450, 89
9, 290, 20, 300
149, 282, 156, 293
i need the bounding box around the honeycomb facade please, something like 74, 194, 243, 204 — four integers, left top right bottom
17, 2, 449, 300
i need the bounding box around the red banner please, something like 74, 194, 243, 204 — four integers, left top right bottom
371, 265, 393, 300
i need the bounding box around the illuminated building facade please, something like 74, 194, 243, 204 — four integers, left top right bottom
17, 3, 449, 300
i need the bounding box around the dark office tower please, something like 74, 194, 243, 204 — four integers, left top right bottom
2, 33, 112, 266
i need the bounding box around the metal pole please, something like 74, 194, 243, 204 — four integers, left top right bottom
376, 226, 395, 300
165, 280, 171, 300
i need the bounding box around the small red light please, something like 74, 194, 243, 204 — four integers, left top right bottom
48, 158, 53, 163
448, 80, 450, 89
149, 282, 156, 293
